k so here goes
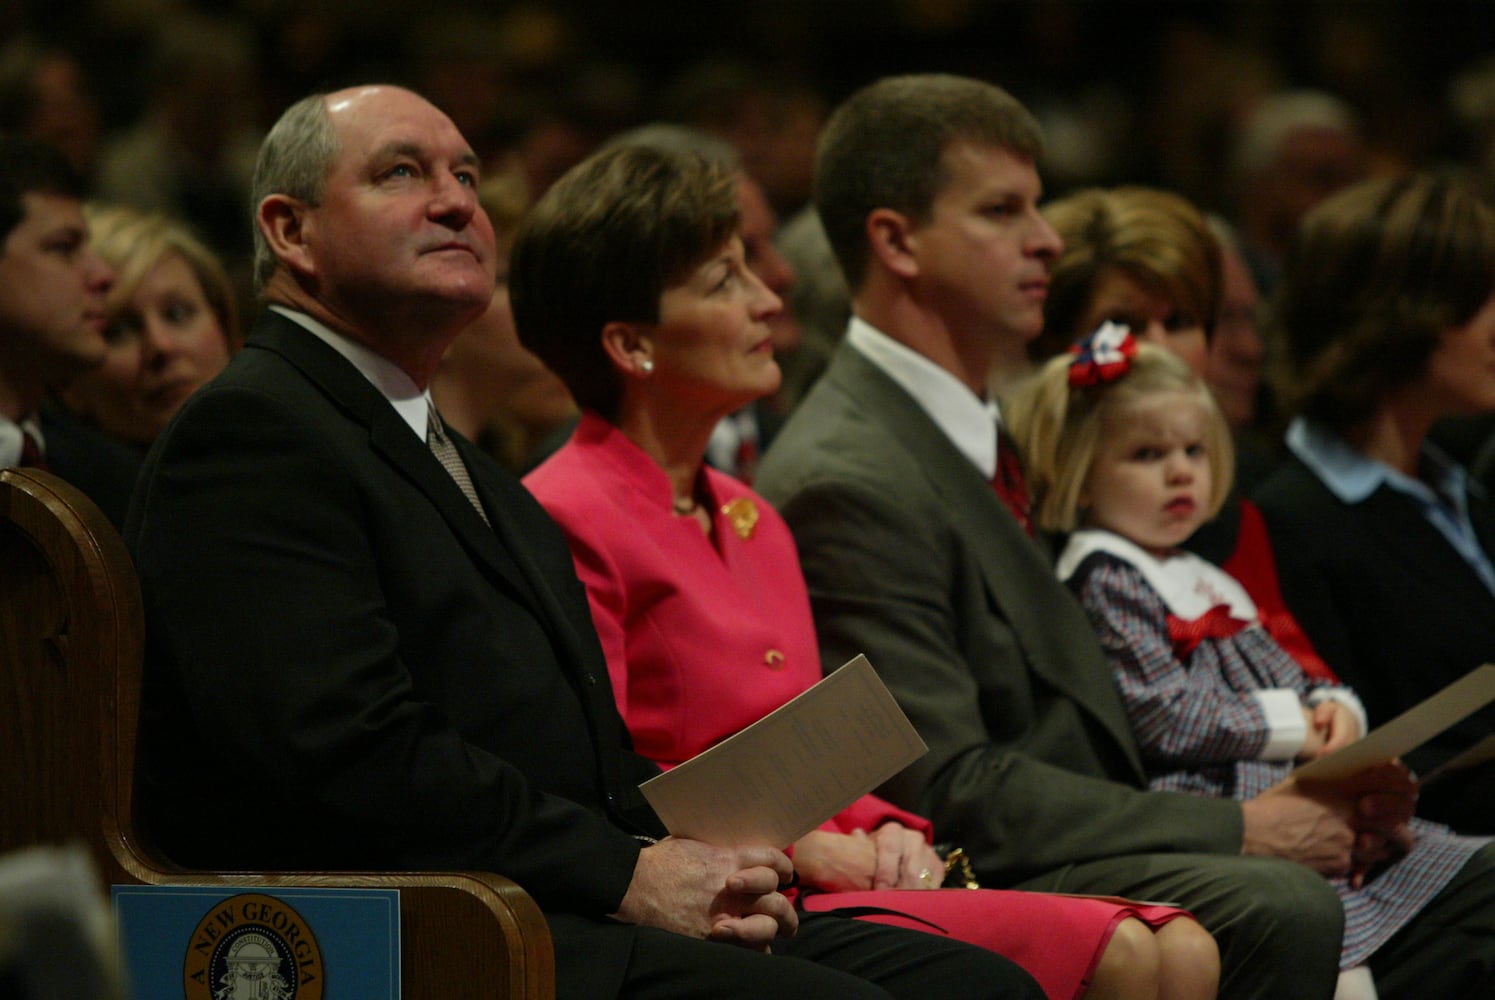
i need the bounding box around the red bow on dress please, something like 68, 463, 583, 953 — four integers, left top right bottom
1166, 604, 1249, 659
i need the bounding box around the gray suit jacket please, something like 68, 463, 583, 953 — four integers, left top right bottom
757, 343, 1243, 887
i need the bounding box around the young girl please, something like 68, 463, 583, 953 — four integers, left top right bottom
1006, 324, 1493, 998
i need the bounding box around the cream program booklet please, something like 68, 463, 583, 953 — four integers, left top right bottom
1293, 663, 1495, 782
639, 655, 927, 848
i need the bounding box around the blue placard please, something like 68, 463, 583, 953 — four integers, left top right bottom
112, 884, 400, 1000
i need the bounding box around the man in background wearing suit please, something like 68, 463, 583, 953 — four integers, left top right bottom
756, 73, 1494, 1000
127, 83, 1040, 1000
0, 136, 114, 472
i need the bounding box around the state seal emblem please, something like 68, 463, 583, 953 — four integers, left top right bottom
183, 893, 325, 1000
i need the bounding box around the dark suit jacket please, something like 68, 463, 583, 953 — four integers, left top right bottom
755, 343, 1243, 887
41, 401, 144, 530
1253, 454, 1495, 832
127, 311, 665, 996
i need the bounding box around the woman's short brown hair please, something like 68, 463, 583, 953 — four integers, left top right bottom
1037, 186, 1222, 363
1272, 173, 1495, 433
508, 143, 739, 419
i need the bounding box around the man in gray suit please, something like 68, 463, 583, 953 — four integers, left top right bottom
756, 74, 1475, 1000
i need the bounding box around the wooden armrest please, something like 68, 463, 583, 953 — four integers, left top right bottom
115, 866, 553, 1000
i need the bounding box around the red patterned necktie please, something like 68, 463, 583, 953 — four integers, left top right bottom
18, 429, 47, 470
992, 426, 1033, 536
1167, 604, 1248, 659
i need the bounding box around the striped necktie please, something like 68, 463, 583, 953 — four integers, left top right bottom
427, 403, 490, 526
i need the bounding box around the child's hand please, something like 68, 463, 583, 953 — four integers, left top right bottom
1297, 706, 1327, 761
1311, 700, 1361, 756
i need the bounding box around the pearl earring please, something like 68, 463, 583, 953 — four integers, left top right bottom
640, 359, 655, 375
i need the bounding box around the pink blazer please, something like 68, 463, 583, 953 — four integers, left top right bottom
525, 413, 928, 840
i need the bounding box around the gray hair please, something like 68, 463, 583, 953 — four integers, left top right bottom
1230, 90, 1360, 184
250, 93, 340, 294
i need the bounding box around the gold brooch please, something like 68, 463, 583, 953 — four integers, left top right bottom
721, 497, 759, 540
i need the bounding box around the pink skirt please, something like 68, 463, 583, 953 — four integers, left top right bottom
801, 888, 1191, 1000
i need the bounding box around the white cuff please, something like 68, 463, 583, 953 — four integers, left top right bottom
1254, 689, 1307, 761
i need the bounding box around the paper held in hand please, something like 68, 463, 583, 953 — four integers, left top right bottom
639, 655, 927, 848
1293, 663, 1495, 783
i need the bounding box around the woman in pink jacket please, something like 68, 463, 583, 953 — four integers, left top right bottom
515, 141, 1218, 1000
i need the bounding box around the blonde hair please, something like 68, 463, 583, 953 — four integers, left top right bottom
1005, 342, 1234, 532
84, 202, 239, 347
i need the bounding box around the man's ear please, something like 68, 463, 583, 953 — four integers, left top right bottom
257, 195, 315, 279
866, 207, 919, 280
601, 320, 654, 379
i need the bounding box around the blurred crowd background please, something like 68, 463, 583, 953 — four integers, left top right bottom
7, 0, 1495, 319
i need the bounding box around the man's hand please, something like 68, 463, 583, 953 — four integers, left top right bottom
1246, 762, 1420, 883
1334, 760, 1418, 832
612, 838, 797, 951
1241, 776, 1356, 876
1329, 761, 1419, 885
868, 823, 945, 890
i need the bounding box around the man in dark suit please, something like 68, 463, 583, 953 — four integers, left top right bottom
127, 84, 1041, 1000
755, 74, 1476, 1000
0, 136, 114, 474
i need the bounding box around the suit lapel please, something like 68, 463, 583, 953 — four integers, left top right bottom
826, 346, 1147, 777
249, 314, 545, 612
463, 444, 605, 672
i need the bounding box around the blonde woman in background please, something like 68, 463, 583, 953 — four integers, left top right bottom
59, 203, 237, 444
44, 203, 236, 525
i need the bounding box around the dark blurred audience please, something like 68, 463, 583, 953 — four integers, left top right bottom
1226, 89, 1368, 297
432, 167, 577, 475
772, 206, 849, 411
664, 58, 827, 220
94, 14, 262, 269
1203, 214, 1279, 492
0, 37, 102, 185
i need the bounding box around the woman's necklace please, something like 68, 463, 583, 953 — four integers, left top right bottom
672, 495, 698, 516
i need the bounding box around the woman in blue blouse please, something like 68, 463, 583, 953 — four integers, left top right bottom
1253, 172, 1495, 835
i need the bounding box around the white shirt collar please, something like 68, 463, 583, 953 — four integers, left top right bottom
271, 306, 431, 440
0, 413, 44, 467
1286, 415, 1470, 508
846, 316, 1000, 478
1058, 528, 1259, 621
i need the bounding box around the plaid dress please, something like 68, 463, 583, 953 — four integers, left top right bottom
1060, 529, 1491, 969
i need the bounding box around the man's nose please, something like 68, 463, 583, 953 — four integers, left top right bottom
430, 173, 478, 226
